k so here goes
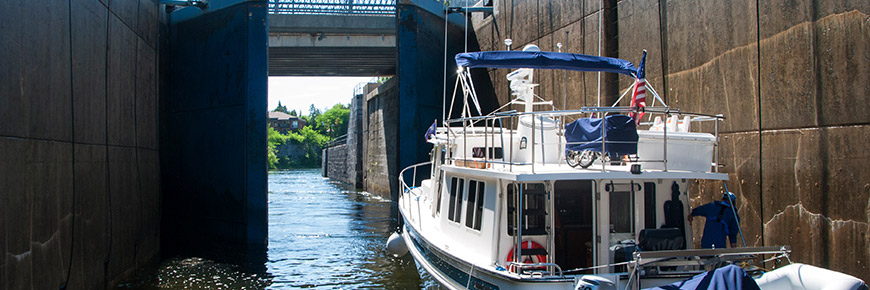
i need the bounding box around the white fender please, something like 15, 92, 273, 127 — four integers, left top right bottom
386, 232, 408, 258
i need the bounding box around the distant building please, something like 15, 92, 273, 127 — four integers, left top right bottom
268, 111, 306, 133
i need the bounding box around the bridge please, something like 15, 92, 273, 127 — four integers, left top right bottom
268, 0, 397, 76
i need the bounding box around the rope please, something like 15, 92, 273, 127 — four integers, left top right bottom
723, 182, 747, 247
562, 261, 634, 274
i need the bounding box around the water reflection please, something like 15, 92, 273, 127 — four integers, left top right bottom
124, 169, 434, 289
266, 169, 425, 289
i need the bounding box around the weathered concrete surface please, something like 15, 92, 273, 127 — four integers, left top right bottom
0, 1, 162, 289
472, 0, 870, 281
691, 131, 764, 249
324, 83, 377, 188
363, 79, 399, 198
762, 126, 870, 276
346, 89, 369, 188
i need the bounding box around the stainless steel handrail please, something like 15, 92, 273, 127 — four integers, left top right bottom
442, 107, 726, 174
398, 161, 432, 196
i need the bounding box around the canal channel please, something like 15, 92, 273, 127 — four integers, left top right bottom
123, 169, 436, 289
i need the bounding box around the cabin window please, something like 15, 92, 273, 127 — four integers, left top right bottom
609, 189, 635, 234
465, 180, 485, 230
448, 177, 465, 223
433, 148, 444, 216
435, 177, 443, 215
610, 191, 634, 233
507, 183, 547, 236
644, 182, 656, 229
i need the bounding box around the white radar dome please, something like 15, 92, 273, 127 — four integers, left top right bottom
522, 44, 540, 52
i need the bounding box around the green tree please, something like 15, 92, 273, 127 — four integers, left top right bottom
273, 101, 289, 113
307, 104, 323, 132
267, 126, 287, 170
289, 109, 297, 116
267, 124, 329, 169
315, 103, 350, 139
293, 126, 329, 166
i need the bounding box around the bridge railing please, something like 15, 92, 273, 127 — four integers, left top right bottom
268, 0, 396, 16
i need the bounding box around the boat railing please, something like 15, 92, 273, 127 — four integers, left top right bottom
398, 161, 433, 198
442, 106, 725, 174
633, 246, 791, 268
619, 246, 792, 290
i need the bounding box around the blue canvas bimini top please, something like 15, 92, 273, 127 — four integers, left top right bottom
455, 51, 638, 77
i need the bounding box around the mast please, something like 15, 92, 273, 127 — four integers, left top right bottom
506, 44, 541, 113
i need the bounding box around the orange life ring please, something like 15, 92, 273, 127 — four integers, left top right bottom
506, 240, 547, 272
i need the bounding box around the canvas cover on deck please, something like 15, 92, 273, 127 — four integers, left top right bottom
643, 265, 761, 290
564, 115, 638, 155
455, 51, 638, 76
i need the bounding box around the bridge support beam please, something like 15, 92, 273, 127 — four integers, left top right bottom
268, 14, 396, 76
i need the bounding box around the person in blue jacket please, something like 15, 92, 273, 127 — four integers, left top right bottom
687, 192, 740, 249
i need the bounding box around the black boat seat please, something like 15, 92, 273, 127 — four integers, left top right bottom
638, 228, 685, 251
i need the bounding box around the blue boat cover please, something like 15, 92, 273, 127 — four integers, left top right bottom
643, 265, 761, 290
455, 51, 638, 77
564, 115, 638, 155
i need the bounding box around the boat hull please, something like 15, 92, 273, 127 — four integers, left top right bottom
401, 221, 576, 290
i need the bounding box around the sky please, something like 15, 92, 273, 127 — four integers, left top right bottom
268, 76, 374, 116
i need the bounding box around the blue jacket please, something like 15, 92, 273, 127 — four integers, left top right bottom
691, 201, 740, 248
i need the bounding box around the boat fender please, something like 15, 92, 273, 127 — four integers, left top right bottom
386, 232, 408, 257
506, 240, 547, 272
574, 276, 615, 290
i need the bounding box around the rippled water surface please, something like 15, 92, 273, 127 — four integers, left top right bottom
125, 169, 435, 289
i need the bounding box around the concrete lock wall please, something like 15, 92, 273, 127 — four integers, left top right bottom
324, 85, 374, 187
1, 0, 161, 289
346, 91, 366, 187
472, 0, 869, 281
363, 78, 400, 197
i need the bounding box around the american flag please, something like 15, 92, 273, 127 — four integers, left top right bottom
424, 120, 437, 141
629, 51, 648, 124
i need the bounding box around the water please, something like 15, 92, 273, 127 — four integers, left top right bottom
124, 169, 436, 289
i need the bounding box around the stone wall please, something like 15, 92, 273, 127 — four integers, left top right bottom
326, 143, 350, 184
0, 0, 161, 289
346, 90, 366, 187
275, 142, 305, 160
363, 79, 400, 198
472, 0, 869, 281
